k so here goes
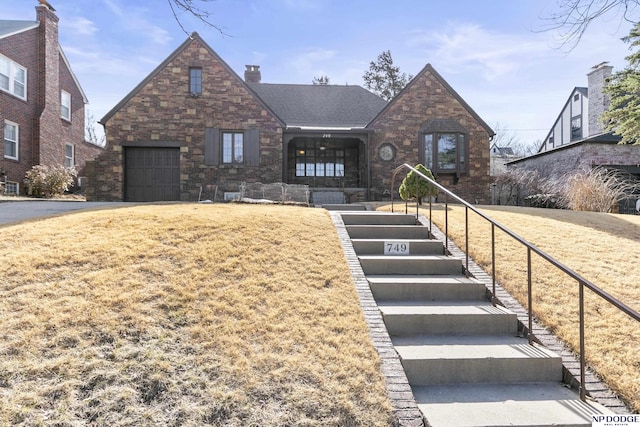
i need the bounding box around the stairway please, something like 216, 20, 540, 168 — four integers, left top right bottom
337, 211, 612, 427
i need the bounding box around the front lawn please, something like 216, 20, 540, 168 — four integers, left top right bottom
0, 204, 394, 426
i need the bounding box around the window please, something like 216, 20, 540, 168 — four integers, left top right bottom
422, 132, 467, 173
571, 117, 582, 140
64, 143, 74, 167
61, 90, 71, 121
222, 132, 244, 164
295, 145, 345, 177
4, 121, 18, 160
189, 67, 202, 95
0, 54, 27, 100
574, 93, 580, 101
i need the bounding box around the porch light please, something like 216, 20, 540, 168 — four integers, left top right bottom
319, 146, 326, 150
298, 150, 305, 155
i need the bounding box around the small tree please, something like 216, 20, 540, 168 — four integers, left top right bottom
24, 165, 77, 198
399, 164, 437, 204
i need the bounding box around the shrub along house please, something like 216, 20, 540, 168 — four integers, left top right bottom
87, 33, 493, 203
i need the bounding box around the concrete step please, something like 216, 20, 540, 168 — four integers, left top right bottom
358, 255, 462, 275
393, 335, 563, 386
367, 275, 487, 301
321, 204, 366, 211
351, 238, 444, 255
379, 301, 517, 336
340, 212, 416, 225
413, 382, 612, 427
346, 224, 430, 239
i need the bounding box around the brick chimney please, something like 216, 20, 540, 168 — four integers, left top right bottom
244, 65, 261, 83
36, 3, 61, 165
587, 62, 613, 136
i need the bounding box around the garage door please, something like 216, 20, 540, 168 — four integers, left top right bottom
124, 147, 180, 202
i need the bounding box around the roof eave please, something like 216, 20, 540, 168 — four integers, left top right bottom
100, 33, 285, 128
366, 64, 494, 137
0, 21, 39, 40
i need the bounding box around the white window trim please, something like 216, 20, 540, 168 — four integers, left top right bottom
0, 54, 27, 101
65, 143, 75, 167
61, 90, 71, 121
4, 120, 19, 160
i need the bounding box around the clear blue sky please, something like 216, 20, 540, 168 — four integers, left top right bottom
4, 0, 636, 148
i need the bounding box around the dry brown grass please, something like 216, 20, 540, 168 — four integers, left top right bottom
0, 204, 393, 426
380, 203, 640, 412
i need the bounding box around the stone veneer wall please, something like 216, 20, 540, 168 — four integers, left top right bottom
87, 37, 283, 201
368, 68, 492, 203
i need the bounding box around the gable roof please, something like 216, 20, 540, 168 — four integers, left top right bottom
367, 63, 494, 136
248, 83, 387, 128
100, 33, 283, 126
0, 20, 39, 40
537, 86, 587, 153
59, 46, 89, 103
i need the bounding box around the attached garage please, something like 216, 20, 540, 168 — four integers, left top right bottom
124, 146, 181, 202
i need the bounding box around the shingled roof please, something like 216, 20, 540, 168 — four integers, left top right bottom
248, 83, 388, 129
0, 20, 39, 40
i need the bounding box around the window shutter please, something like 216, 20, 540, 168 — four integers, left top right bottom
204, 128, 219, 165
418, 133, 425, 165
245, 129, 260, 167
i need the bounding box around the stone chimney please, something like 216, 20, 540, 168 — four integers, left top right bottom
244, 65, 261, 83
587, 62, 613, 136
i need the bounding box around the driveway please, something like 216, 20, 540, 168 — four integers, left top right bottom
0, 201, 129, 225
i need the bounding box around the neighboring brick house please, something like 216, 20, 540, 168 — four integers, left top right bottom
88, 33, 493, 203
507, 63, 640, 212
0, 5, 103, 195
509, 64, 640, 183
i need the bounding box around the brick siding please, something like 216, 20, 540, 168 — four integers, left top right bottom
513, 141, 640, 174
0, 6, 102, 190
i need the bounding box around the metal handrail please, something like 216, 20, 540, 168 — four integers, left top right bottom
390, 163, 640, 402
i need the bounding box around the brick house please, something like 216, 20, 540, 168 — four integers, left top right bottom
507, 63, 640, 212
88, 33, 493, 203
0, 4, 103, 195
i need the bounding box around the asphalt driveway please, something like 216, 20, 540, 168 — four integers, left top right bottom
0, 201, 128, 225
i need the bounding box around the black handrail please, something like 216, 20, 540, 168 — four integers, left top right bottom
390, 163, 640, 402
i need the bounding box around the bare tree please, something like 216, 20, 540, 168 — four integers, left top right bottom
312, 76, 330, 85
539, 0, 640, 50
86, 112, 105, 147
167, 0, 228, 35
491, 123, 538, 157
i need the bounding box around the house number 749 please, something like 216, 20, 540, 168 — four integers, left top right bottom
322, 133, 332, 138
384, 241, 410, 255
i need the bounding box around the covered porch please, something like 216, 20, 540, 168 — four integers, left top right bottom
283, 130, 370, 202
